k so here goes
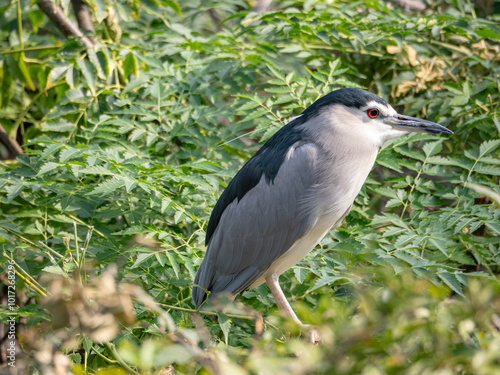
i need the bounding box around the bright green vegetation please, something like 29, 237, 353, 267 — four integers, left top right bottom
0, 0, 499, 373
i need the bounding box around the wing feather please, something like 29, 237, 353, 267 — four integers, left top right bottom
193, 142, 320, 308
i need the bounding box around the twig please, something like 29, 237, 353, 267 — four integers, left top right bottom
388, 0, 426, 11
0, 124, 23, 157
37, 0, 95, 48
254, 0, 272, 13
71, 0, 95, 33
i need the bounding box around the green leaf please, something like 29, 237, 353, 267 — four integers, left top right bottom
311, 275, 345, 291
443, 82, 463, 96
474, 165, 500, 176
1, 63, 13, 108
240, 108, 267, 122
10, 55, 35, 91
135, 54, 163, 70
42, 119, 75, 132
161, 197, 172, 213
274, 95, 295, 105
131, 252, 155, 268
449, 95, 468, 106
59, 147, 82, 162
385, 198, 403, 208
123, 53, 139, 80
88, 49, 106, 80
161, 0, 182, 17
217, 312, 231, 345
87, 0, 107, 22
267, 64, 285, 81
479, 139, 500, 158
264, 87, 290, 94
47, 65, 70, 88
428, 237, 449, 256
427, 156, 460, 166
76, 59, 96, 95
42, 265, 68, 277
173, 209, 184, 224
28, 9, 45, 33
39, 143, 64, 160
166, 251, 179, 278
476, 27, 500, 40
123, 176, 137, 193
239, 100, 262, 111
80, 165, 115, 175
293, 268, 308, 284
129, 128, 145, 142
349, 29, 366, 46
423, 140, 443, 158
6, 182, 24, 202
122, 75, 149, 95
88, 177, 126, 195
37, 162, 63, 176
65, 66, 77, 89
114, 225, 146, 235
373, 187, 399, 199
485, 221, 500, 234
438, 270, 464, 297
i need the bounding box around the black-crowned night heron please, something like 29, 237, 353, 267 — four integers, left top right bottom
192, 88, 452, 326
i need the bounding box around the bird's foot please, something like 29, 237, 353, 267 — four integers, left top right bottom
300, 323, 321, 345
309, 327, 321, 345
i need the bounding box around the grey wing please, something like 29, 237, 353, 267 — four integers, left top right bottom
193, 142, 320, 308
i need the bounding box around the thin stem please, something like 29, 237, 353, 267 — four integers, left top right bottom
296, 42, 384, 57
157, 80, 162, 123
11, 90, 43, 138
161, 303, 260, 321
105, 343, 141, 375
401, 157, 427, 218
3, 255, 48, 297
91, 345, 117, 364
67, 110, 85, 142
74, 222, 80, 264
319, 67, 334, 99
38, 241, 65, 260
84, 350, 87, 372
11, 83, 65, 139
68, 214, 106, 238
2, 45, 61, 55
16, 0, 24, 52
459, 237, 496, 279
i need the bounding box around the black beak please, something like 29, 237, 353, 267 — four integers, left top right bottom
384, 114, 453, 134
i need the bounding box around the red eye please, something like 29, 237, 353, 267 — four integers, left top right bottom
367, 108, 379, 118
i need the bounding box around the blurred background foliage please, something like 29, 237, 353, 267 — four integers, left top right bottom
0, 0, 499, 373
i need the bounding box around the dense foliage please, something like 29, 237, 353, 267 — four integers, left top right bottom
0, 0, 499, 373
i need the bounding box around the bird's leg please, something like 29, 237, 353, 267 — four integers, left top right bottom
265, 273, 321, 344
265, 273, 302, 324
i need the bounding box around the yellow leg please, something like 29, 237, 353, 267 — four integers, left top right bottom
265, 273, 320, 344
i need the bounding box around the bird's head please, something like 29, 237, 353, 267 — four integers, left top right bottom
301, 88, 452, 148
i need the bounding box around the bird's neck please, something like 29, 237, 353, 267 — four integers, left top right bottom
314, 129, 380, 217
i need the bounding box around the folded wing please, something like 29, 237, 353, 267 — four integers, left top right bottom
193, 142, 320, 308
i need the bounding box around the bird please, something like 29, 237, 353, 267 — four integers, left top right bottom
192, 87, 452, 327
